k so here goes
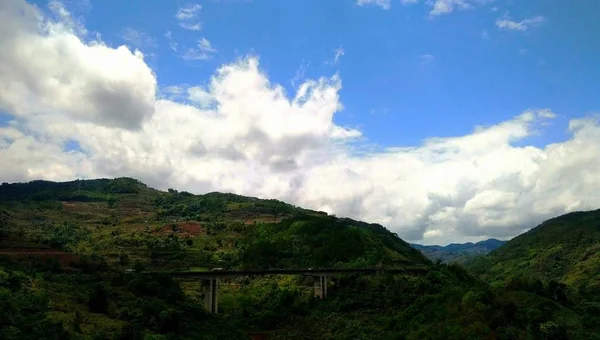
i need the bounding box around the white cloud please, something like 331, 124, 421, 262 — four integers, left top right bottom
120, 28, 157, 49
160, 85, 186, 101
187, 86, 215, 108
164, 31, 178, 52
418, 54, 435, 64
183, 38, 217, 60
334, 47, 345, 65
496, 15, 545, 31
175, 4, 201, 20
0, 0, 156, 130
356, 0, 391, 10
428, 0, 471, 16
356, 0, 419, 9
357, 0, 489, 16
3, 0, 600, 246
291, 59, 310, 88
175, 4, 202, 31
538, 109, 557, 119
180, 22, 202, 31
47, 0, 87, 36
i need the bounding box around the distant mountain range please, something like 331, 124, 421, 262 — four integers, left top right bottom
410, 238, 507, 263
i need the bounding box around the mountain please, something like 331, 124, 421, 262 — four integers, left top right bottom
411, 238, 507, 263
468, 210, 600, 292
0, 178, 598, 339
0, 178, 429, 271
467, 210, 600, 337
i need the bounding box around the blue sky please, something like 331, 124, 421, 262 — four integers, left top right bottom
2, 0, 600, 244
33, 0, 599, 148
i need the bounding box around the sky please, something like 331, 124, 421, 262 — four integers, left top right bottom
1, 0, 599, 245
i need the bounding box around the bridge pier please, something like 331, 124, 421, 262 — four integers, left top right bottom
313, 275, 327, 299
161, 267, 428, 313
202, 277, 219, 314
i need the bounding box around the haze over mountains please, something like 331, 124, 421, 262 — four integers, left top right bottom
411, 238, 507, 263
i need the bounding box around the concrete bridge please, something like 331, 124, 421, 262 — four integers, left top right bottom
163, 267, 429, 313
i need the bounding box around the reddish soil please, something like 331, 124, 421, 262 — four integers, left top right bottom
61, 201, 107, 214
152, 221, 205, 237
62, 201, 82, 212
116, 202, 143, 210
243, 217, 284, 225
0, 248, 79, 268
115, 201, 154, 216
178, 222, 204, 236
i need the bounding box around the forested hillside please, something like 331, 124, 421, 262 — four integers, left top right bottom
468, 210, 600, 289
468, 209, 600, 336
0, 178, 598, 339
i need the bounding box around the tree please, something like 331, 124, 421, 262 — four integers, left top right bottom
88, 283, 109, 313
119, 254, 130, 266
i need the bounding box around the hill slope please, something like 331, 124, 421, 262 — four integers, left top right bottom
468, 210, 600, 294
1, 178, 598, 339
0, 178, 428, 271
411, 239, 506, 263
466, 210, 600, 337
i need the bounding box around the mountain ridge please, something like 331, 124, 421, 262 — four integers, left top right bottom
411, 238, 507, 263
0, 177, 430, 271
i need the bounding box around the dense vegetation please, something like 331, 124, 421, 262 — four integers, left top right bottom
467, 210, 600, 336
411, 239, 506, 263
0, 178, 598, 339
468, 210, 600, 289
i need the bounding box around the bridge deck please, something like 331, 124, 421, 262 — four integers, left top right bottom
159, 267, 429, 278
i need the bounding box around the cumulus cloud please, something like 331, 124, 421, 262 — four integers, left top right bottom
187, 86, 216, 108
2, 0, 600, 246
47, 0, 87, 35
0, 0, 156, 130
496, 15, 545, 31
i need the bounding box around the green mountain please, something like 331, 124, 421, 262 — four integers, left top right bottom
467, 210, 600, 337
0, 178, 598, 339
468, 210, 600, 291
0, 178, 428, 271
411, 239, 507, 263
